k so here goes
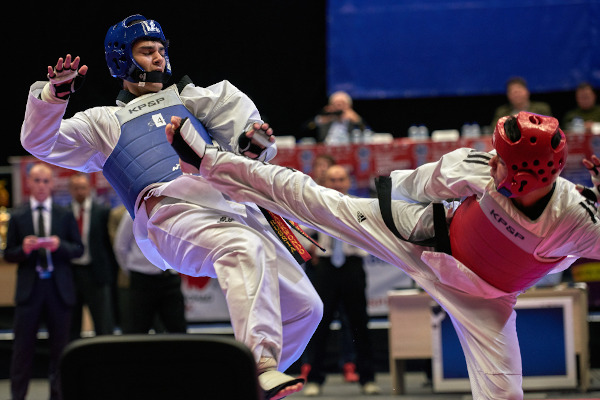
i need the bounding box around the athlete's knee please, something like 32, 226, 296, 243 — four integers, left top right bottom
306, 294, 324, 328
287, 285, 322, 330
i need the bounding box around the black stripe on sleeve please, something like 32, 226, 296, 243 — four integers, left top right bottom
464, 151, 493, 166
579, 201, 597, 224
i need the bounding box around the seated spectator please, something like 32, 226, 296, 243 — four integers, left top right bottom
491, 76, 552, 127
305, 91, 367, 144
562, 82, 600, 132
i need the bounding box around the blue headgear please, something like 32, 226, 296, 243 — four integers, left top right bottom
104, 14, 172, 84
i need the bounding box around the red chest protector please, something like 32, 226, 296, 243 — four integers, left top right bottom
449, 195, 564, 293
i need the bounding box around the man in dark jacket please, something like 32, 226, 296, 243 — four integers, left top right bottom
4, 162, 83, 400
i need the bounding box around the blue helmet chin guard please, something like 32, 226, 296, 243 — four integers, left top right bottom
104, 14, 172, 84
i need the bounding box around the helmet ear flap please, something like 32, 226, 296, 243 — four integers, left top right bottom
512, 171, 537, 194
105, 50, 126, 78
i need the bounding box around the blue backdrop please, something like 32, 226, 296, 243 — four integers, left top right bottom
327, 0, 600, 99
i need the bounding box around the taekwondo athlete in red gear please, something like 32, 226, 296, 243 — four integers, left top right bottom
20, 14, 322, 400
165, 111, 600, 400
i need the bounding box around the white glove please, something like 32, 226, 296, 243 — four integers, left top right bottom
237, 122, 276, 162
41, 56, 86, 102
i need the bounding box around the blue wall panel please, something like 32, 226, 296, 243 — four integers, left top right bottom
328, 0, 600, 99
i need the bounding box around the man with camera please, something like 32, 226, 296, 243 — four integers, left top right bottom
310, 91, 366, 144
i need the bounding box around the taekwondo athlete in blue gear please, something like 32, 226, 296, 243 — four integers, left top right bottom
20, 14, 322, 400
103, 15, 213, 217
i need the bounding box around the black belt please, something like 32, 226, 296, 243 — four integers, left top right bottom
375, 176, 451, 255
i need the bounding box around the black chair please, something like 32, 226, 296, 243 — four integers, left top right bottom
59, 334, 262, 400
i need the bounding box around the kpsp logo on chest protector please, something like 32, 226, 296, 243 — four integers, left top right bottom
103, 86, 212, 218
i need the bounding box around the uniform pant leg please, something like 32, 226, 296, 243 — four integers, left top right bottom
146, 202, 321, 370
419, 279, 524, 400
266, 253, 322, 372
200, 150, 431, 275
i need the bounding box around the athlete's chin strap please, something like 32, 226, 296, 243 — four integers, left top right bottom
130, 69, 169, 86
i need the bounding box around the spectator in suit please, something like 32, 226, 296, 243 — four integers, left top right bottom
562, 82, 600, 131
68, 173, 117, 338
491, 76, 552, 128
303, 165, 380, 396
4, 163, 83, 400
113, 212, 187, 334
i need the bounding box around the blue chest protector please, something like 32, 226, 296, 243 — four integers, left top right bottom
103, 86, 212, 218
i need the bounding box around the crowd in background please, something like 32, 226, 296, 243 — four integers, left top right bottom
302, 77, 600, 144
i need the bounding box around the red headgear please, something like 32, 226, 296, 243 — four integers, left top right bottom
492, 112, 567, 197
